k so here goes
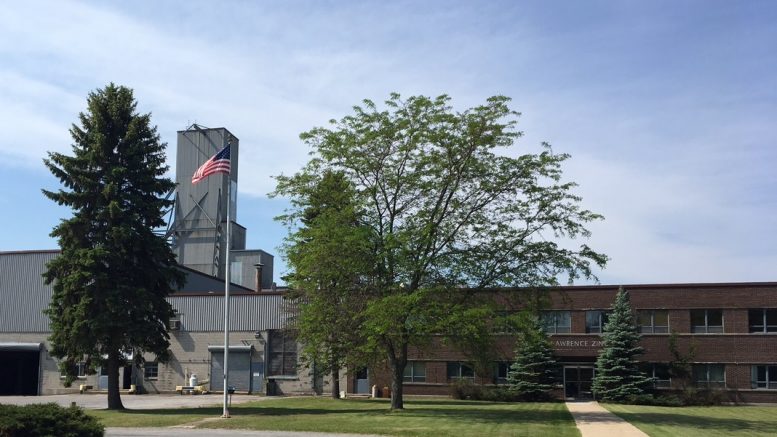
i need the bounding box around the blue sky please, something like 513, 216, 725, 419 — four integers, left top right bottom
1, 0, 775, 285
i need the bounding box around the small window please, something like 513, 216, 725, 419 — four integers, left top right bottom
751, 365, 777, 389
61, 361, 87, 379
403, 362, 426, 383
692, 364, 725, 388
585, 311, 609, 334
638, 310, 669, 333
749, 309, 777, 333
144, 362, 159, 380
641, 363, 671, 388
690, 310, 723, 333
494, 362, 510, 385
541, 311, 571, 334
447, 362, 475, 381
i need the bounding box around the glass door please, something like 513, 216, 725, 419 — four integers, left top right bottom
564, 366, 594, 400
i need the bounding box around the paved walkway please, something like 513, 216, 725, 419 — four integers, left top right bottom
566, 401, 648, 437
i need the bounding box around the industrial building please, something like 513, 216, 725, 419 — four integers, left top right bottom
0, 126, 314, 396
2, 125, 777, 403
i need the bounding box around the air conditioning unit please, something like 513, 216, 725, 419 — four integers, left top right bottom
169, 320, 181, 331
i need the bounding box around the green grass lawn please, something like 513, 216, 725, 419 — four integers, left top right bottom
90, 397, 580, 437
605, 404, 777, 437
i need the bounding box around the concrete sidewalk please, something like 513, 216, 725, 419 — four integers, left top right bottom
566, 401, 648, 437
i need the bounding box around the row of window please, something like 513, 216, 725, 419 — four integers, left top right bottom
539, 308, 777, 334
59, 330, 301, 382
404, 361, 777, 390
61, 362, 160, 380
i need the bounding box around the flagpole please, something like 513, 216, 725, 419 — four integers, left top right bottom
222, 150, 232, 418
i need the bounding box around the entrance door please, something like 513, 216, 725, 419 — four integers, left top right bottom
564, 366, 594, 400
355, 368, 369, 394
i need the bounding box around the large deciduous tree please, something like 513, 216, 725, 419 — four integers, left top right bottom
43, 84, 184, 410
275, 94, 606, 409
592, 287, 652, 401
276, 170, 374, 399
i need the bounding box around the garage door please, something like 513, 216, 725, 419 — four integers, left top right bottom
208, 345, 253, 393
0, 343, 41, 395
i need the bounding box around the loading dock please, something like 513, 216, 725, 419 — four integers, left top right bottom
0, 343, 41, 396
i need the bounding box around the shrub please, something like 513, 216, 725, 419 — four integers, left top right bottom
450, 379, 483, 400
624, 393, 684, 407
0, 403, 104, 437
449, 380, 532, 402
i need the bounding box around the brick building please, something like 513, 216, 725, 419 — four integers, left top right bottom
358, 283, 777, 402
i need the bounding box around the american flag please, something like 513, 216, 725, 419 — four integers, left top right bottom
192, 145, 231, 184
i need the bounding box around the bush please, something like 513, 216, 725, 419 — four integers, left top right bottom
624, 393, 684, 407
0, 403, 104, 437
449, 380, 536, 402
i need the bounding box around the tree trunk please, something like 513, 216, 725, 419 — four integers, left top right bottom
107, 351, 124, 410
389, 341, 408, 410
330, 362, 340, 399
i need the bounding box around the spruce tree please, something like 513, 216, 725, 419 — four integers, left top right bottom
42, 84, 184, 409
507, 315, 560, 400
278, 170, 373, 399
592, 287, 652, 401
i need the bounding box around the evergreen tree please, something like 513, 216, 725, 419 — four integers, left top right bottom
507, 315, 560, 400
592, 287, 652, 401
42, 84, 184, 410
278, 170, 374, 399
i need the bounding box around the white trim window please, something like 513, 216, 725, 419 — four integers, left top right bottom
144, 362, 159, 380
403, 361, 426, 383
541, 311, 571, 334
692, 364, 725, 388
637, 310, 669, 334
447, 362, 475, 381
748, 309, 777, 333
690, 310, 723, 334
751, 365, 777, 389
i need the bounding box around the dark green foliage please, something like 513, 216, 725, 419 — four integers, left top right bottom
592, 288, 652, 401
508, 316, 560, 400
42, 84, 184, 409
449, 379, 524, 402
278, 170, 374, 398
0, 403, 104, 437
667, 330, 697, 390
275, 93, 606, 409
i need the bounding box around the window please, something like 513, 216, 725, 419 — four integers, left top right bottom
690, 310, 723, 333
751, 365, 777, 389
541, 311, 571, 334
641, 363, 671, 388
638, 310, 669, 333
268, 330, 298, 376
61, 361, 87, 379
144, 362, 159, 380
403, 361, 426, 383
692, 364, 725, 388
494, 362, 510, 384
447, 362, 474, 381
585, 311, 609, 334
749, 309, 777, 333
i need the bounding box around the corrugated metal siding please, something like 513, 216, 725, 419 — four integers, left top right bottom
0, 251, 294, 333
169, 294, 295, 332
0, 252, 58, 332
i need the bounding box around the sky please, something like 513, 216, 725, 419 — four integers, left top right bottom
1, 0, 775, 286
